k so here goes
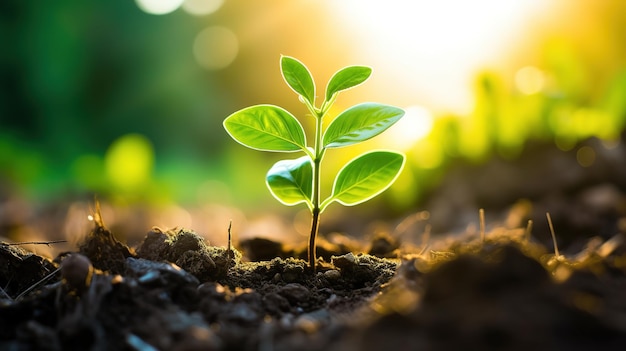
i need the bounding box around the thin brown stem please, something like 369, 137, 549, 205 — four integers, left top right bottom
15, 267, 61, 301
525, 219, 533, 243
546, 212, 560, 257
6, 240, 67, 246
309, 208, 320, 273
479, 208, 485, 243
227, 220, 233, 271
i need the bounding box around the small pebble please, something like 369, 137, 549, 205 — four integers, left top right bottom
61, 253, 93, 293
323, 269, 341, 280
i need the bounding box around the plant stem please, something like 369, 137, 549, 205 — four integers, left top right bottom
309, 207, 320, 272
308, 108, 325, 273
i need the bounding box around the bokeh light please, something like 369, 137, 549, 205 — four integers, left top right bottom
182, 0, 224, 16
135, 0, 184, 15
104, 134, 154, 191
576, 146, 596, 167
515, 66, 546, 95
193, 26, 239, 70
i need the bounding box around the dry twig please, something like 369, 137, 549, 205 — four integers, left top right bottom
479, 208, 486, 242
15, 267, 61, 301
6, 240, 67, 246
546, 212, 560, 257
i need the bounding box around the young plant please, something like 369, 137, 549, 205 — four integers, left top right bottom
224, 56, 406, 272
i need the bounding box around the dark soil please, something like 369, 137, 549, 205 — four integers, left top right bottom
2, 210, 626, 351
1, 218, 399, 351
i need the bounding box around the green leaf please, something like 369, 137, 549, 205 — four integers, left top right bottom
280, 56, 316, 106
223, 105, 307, 152
322, 151, 405, 211
266, 156, 313, 208
323, 103, 404, 148
325, 66, 372, 101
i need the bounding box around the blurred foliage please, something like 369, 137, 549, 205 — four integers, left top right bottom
1, 0, 235, 203
1, 0, 625, 215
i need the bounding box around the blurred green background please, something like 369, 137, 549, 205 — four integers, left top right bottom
1, 0, 626, 248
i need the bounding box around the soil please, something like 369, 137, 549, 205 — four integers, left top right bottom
2, 136, 626, 350
2, 210, 626, 351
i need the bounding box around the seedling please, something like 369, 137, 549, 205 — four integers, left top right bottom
224, 56, 406, 272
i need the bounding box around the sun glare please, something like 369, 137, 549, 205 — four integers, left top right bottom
384, 105, 434, 151
329, 0, 550, 113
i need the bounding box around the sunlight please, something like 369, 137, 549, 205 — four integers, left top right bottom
384, 106, 434, 151
329, 0, 549, 113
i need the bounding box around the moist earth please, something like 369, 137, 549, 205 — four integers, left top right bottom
2, 217, 626, 351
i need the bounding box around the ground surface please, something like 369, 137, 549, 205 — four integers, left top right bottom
2, 215, 626, 351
